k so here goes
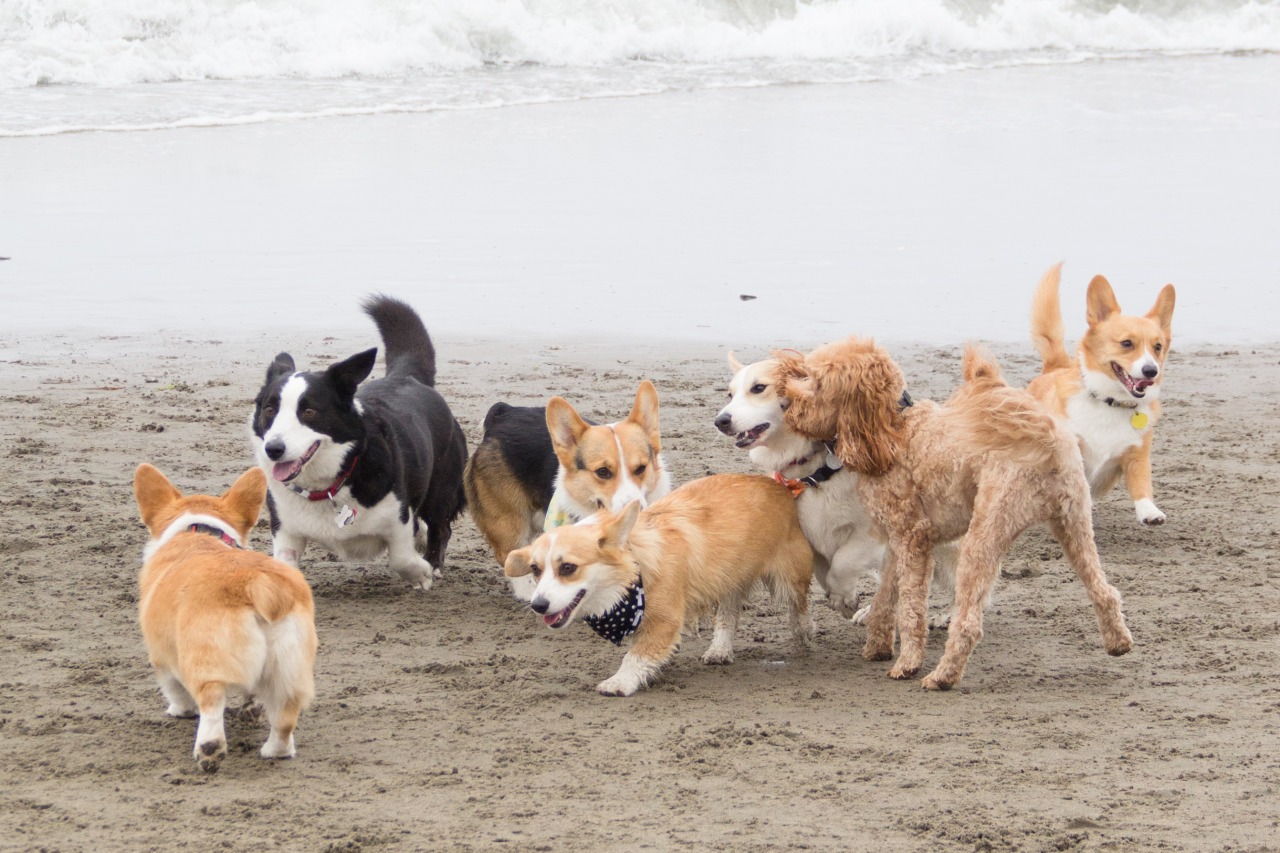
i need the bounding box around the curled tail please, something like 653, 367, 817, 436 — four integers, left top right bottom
362, 294, 437, 386
1030, 262, 1071, 374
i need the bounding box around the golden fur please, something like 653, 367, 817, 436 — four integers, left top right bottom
134, 465, 317, 772
774, 337, 1133, 690
1027, 263, 1176, 525
504, 474, 813, 696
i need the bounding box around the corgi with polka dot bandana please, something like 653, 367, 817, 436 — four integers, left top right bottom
505, 473, 814, 696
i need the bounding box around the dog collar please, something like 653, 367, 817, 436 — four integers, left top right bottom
187, 523, 242, 549
283, 454, 359, 501
1088, 389, 1141, 410
583, 578, 645, 646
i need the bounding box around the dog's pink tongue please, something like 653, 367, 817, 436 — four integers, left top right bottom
273, 459, 303, 482
543, 613, 559, 627
1134, 379, 1154, 392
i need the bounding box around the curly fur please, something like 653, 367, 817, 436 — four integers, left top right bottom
773, 337, 1134, 690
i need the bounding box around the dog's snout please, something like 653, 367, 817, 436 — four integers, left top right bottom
530, 597, 550, 615
1142, 364, 1159, 379
264, 438, 286, 461
713, 413, 735, 434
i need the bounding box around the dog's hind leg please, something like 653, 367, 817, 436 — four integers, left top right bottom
157, 669, 197, 718
192, 681, 229, 773
862, 545, 902, 662
259, 695, 303, 760
701, 591, 744, 665
775, 534, 815, 648
1049, 497, 1133, 657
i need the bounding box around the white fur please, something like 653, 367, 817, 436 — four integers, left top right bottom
597, 651, 662, 697
1065, 375, 1152, 494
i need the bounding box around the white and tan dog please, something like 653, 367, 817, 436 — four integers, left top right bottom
715, 352, 960, 624
134, 464, 317, 772
504, 474, 814, 696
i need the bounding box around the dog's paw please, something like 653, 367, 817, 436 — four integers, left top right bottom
237, 702, 266, 725
194, 738, 227, 773
596, 676, 640, 697
927, 609, 954, 631
828, 593, 863, 621
920, 671, 954, 691
395, 561, 435, 591
260, 733, 296, 759
166, 703, 198, 719
862, 638, 894, 662
701, 647, 734, 666
1135, 499, 1166, 526
887, 665, 920, 680
1105, 625, 1134, 657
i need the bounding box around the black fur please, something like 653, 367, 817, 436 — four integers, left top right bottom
478, 403, 560, 510
253, 296, 467, 570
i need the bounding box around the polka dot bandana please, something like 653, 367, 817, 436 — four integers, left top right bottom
583, 577, 645, 646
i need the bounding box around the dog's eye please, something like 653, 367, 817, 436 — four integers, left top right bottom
1154, 342, 1163, 352
634, 464, 646, 477
301, 408, 316, 420
1120, 339, 1134, 349
529, 562, 541, 578
594, 467, 613, 480
558, 562, 577, 577
750, 384, 767, 394
262, 405, 276, 419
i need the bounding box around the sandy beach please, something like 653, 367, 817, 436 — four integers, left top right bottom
2, 325, 1279, 851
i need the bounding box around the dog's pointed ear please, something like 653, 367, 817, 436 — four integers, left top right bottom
546, 397, 592, 467
265, 352, 295, 385
626, 381, 661, 449
727, 350, 745, 374
1147, 283, 1175, 336
504, 545, 535, 578
599, 500, 642, 550
221, 468, 267, 538
134, 464, 182, 537
1086, 275, 1121, 326
327, 348, 377, 399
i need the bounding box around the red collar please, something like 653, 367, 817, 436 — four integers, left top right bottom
284, 454, 359, 502
187, 523, 241, 549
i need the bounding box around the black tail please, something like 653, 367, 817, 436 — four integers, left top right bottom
361, 295, 437, 386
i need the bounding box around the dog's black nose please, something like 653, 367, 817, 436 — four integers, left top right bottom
264, 439, 286, 461
714, 413, 734, 434
530, 597, 550, 615
1142, 364, 1159, 379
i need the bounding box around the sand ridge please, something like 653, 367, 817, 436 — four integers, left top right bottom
1, 331, 1278, 852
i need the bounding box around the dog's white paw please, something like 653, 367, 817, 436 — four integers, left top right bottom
395, 561, 435, 591
701, 647, 734, 666
166, 702, 198, 718
848, 603, 872, 625
596, 675, 641, 697
260, 733, 296, 760
1135, 499, 1166, 526
194, 737, 227, 773
829, 593, 863, 621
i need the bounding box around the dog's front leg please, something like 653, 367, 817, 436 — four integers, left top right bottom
1121, 434, 1165, 526
272, 529, 307, 568
888, 537, 933, 680
862, 544, 901, 662
387, 521, 435, 591
828, 538, 885, 623
598, 618, 680, 697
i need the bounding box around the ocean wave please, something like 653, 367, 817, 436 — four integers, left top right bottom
4, 0, 1278, 88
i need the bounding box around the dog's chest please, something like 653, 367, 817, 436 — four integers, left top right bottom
271, 486, 407, 558
1065, 391, 1147, 485
795, 472, 870, 559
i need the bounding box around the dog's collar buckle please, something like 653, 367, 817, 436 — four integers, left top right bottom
583, 578, 645, 646
187, 523, 241, 549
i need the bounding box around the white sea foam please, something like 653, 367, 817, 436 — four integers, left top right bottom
2, 0, 1278, 135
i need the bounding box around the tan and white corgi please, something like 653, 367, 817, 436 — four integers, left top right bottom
504, 473, 814, 697
1028, 263, 1176, 525
133, 464, 317, 773
465, 381, 673, 599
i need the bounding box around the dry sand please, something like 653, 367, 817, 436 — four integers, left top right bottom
2, 330, 1278, 852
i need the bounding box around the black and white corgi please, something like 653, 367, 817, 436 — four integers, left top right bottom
250, 296, 467, 590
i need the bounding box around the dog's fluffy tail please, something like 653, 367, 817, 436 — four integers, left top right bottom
1030, 262, 1071, 375
362, 294, 437, 386
955, 345, 1059, 466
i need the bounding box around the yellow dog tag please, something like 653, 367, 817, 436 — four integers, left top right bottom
1130, 411, 1149, 430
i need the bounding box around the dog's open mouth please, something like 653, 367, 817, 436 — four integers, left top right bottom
544, 590, 586, 629
272, 440, 321, 482
734, 423, 770, 449
1111, 362, 1153, 398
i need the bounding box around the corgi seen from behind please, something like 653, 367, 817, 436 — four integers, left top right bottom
505, 474, 814, 697
133, 464, 317, 773
1028, 263, 1176, 525
465, 381, 673, 599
